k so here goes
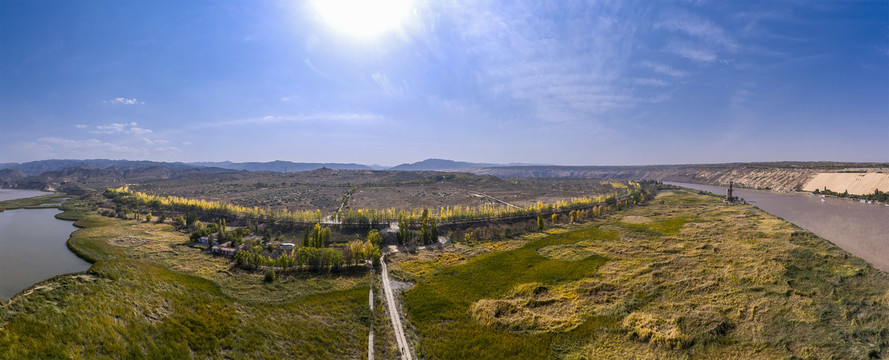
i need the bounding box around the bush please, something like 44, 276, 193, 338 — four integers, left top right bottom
264, 269, 276, 282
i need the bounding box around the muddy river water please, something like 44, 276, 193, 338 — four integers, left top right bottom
666, 182, 889, 272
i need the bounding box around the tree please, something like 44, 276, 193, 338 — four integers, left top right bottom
321, 227, 331, 248
552, 213, 559, 225
538, 214, 544, 230
264, 269, 276, 282
342, 245, 354, 266
367, 229, 382, 248
145, 212, 152, 223
157, 214, 166, 224
186, 211, 198, 227
172, 216, 186, 228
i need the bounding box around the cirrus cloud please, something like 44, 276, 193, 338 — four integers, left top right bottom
107, 97, 145, 105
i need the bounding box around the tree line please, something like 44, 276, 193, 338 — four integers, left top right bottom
104, 184, 641, 227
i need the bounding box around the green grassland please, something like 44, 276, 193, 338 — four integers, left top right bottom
397, 190, 889, 359
0, 199, 372, 359
0, 192, 67, 211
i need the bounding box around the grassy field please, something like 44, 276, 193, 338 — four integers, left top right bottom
0, 199, 374, 359
396, 189, 889, 359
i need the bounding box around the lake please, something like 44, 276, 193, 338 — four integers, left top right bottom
0, 189, 52, 201
0, 194, 91, 300
666, 182, 889, 272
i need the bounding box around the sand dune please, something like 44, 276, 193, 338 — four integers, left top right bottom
802, 172, 889, 195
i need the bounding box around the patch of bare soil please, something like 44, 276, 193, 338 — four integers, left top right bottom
108, 236, 151, 247
621, 215, 652, 224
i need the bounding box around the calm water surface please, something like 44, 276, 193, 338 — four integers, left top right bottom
0, 189, 52, 201
666, 182, 889, 272
0, 192, 90, 299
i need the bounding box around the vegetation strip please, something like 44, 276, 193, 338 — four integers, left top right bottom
105, 184, 643, 226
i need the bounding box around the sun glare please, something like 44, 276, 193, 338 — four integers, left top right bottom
313, 0, 412, 39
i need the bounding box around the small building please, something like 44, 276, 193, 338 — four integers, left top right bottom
280, 243, 295, 250
199, 236, 209, 244
211, 241, 238, 256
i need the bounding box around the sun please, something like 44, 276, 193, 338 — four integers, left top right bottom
313, 0, 412, 39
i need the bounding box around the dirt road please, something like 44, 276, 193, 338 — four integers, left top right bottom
380, 256, 412, 360
368, 287, 374, 360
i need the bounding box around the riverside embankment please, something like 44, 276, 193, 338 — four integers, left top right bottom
668, 182, 889, 272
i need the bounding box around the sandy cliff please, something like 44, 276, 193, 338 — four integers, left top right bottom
802, 173, 889, 195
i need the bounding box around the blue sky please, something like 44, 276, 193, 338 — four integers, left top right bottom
1, 0, 887, 165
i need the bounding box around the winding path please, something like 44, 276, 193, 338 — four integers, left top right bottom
380, 255, 412, 360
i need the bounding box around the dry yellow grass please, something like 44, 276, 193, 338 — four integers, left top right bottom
401, 189, 889, 359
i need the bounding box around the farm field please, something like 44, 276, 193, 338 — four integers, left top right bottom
392, 189, 889, 359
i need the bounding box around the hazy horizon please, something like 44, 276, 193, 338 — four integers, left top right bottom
2, 0, 887, 165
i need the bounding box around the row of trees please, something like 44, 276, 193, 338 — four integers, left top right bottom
234, 247, 344, 272
395, 209, 440, 246
105, 184, 639, 226
813, 188, 889, 203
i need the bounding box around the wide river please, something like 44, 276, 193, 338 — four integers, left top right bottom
666, 182, 889, 272
0, 192, 91, 300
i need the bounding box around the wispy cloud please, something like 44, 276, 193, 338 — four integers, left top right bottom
657, 10, 738, 51
372, 71, 405, 98
667, 41, 718, 63
304, 58, 330, 79
106, 97, 145, 105
640, 61, 688, 77
200, 112, 385, 128
448, 1, 640, 124
89, 122, 153, 135
634, 78, 669, 87
26, 137, 182, 160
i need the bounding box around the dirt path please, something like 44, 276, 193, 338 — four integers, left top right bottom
368, 287, 374, 360
381, 255, 412, 360
470, 192, 521, 209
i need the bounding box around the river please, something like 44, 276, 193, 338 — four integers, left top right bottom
0, 193, 91, 300
666, 182, 889, 272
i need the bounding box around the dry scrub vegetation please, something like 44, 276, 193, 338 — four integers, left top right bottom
396, 190, 889, 359
129, 169, 620, 213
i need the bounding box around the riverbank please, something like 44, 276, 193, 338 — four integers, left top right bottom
1, 197, 374, 358
667, 182, 889, 272
0, 207, 90, 299
0, 192, 65, 212
394, 189, 889, 359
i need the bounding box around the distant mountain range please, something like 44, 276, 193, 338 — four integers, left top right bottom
389, 158, 498, 171
2, 158, 886, 194
0, 158, 542, 175
0, 159, 195, 176
189, 161, 373, 172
